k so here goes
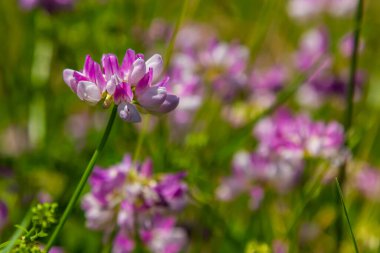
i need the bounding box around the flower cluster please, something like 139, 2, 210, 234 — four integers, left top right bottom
167, 24, 249, 126
82, 155, 188, 253
288, 0, 358, 20
295, 28, 366, 107
248, 65, 289, 108
217, 109, 344, 207
63, 50, 179, 123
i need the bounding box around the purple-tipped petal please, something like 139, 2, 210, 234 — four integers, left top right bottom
146, 54, 163, 82
77, 81, 102, 104
140, 159, 153, 177
102, 54, 120, 80
118, 102, 142, 123
137, 86, 167, 109
136, 68, 153, 95
63, 69, 78, 92
94, 62, 106, 92
121, 49, 135, 76
129, 58, 146, 84
114, 82, 133, 104
83, 55, 96, 81
151, 95, 179, 114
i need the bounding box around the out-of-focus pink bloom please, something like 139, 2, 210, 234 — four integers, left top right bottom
82, 155, 187, 253
272, 239, 288, 253
113, 232, 135, 253
249, 65, 288, 107
288, 0, 357, 20
63, 50, 179, 123
48, 247, 65, 253
142, 216, 187, 253
250, 66, 288, 94
0, 200, 8, 230
217, 109, 344, 205
254, 109, 344, 159
249, 187, 264, 210
340, 33, 365, 58
329, 0, 358, 17
288, 0, 327, 20
356, 167, 380, 201
295, 28, 330, 72
19, 0, 74, 13
199, 41, 249, 99
175, 24, 216, 51
297, 69, 366, 108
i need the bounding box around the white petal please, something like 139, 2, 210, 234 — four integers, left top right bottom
77, 81, 102, 105
146, 54, 163, 82
129, 58, 146, 84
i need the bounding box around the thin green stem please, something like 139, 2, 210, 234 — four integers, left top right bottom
45, 105, 118, 252
163, 0, 189, 71
1, 208, 33, 253
344, 0, 364, 134
133, 115, 150, 162
337, 0, 364, 248
335, 178, 360, 253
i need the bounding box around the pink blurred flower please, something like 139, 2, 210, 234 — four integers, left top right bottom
356, 167, 380, 201
82, 155, 188, 253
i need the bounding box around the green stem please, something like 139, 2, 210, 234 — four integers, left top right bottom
335, 178, 359, 253
337, 0, 364, 248
1, 208, 33, 253
163, 0, 189, 71
45, 105, 118, 252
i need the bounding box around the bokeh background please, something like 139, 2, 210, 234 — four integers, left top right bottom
1, 0, 380, 252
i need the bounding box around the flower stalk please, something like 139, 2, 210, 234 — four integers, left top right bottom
337, 0, 364, 249
45, 105, 118, 252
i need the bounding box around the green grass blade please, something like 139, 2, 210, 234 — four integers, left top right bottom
335, 178, 359, 253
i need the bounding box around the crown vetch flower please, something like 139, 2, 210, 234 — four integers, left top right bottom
217, 109, 345, 207
82, 155, 188, 253
63, 50, 179, 123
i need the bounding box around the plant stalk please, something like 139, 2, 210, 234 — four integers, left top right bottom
45, 105, 118, 251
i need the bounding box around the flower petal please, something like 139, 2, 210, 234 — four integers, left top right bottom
120, 49, 135, 77
118, 102, 142, 123
129, 58, 146, 84
114, 82, 133, 105
137, 86, 167, 109
146, 54, 163, 82
102, 54, 120, 80
63, 69, 78, 92
77, 81, 102, 104
149, 94, 179, 114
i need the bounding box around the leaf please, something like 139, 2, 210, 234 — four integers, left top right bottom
335, 178, 360, 253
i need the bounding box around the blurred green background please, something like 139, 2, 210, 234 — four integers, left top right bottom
1, 0, 380, 252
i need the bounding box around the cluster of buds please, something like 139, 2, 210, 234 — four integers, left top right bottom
82, 155, 188, 253
63, 50, 179, 123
